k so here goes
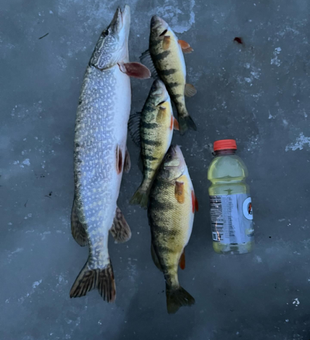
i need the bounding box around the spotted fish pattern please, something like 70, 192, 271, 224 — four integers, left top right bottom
70, 6, 132, 303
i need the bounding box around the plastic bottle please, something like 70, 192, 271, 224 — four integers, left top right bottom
207, 139, 254, 254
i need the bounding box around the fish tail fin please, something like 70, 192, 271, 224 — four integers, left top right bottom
130, 183, 150, 209
178, 115, 197, 135
166, 284, 195, 314
70, 260, 116, 302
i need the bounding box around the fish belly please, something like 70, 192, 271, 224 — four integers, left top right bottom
74, 65, 130, 255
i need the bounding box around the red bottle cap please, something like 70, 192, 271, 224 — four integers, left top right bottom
213, 139, 237, 151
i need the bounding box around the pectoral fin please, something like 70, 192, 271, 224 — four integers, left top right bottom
175, 181, 185, 204
163, 36, 171, 50
178, 39, 193, 53
118, 62, 151, 79
116, 145, 123, 175
185, 83, 197, 97
156, 106, 167, 124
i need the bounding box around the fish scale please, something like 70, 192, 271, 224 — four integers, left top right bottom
70, 5, 151, 303
148, 145, 196, 313
70, 5, 132, 303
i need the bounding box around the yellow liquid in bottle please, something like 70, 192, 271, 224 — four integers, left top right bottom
208, 152, 254, 254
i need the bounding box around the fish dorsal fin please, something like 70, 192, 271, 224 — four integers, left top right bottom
178, 39, 194, 54
179, 249, 185, 270
118, 62, 151, 79
185, 83, 197, 97
140, 49, 158, 78
175, 181, 185, 203
163, 36, 171, 50
128, 112, 141, 146
110, 207, 132, 243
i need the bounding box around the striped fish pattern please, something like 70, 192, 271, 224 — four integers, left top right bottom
129, 79, 178, 208
144, 15, 197, 134
148, 145, 198, 313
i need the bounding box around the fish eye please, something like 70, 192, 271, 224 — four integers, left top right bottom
159, 29, 168, 37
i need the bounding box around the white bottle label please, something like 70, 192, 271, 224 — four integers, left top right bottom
210, 194, 254, 244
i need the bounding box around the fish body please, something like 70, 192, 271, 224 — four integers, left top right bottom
70, 6, 134, 302
147, 16, 196, 134
129, 79, 177, 208
148, 145, 197, 313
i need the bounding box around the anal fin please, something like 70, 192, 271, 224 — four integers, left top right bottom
110, 207, 132, 243
71, 199, 88, 247
179, 249, 185, 270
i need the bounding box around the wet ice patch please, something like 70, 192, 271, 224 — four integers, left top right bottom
271, 47, 282, 67
18, 279, 42, 304
22, 158, 30, 166
285, 133, 310, 151
154, 0, 195, 33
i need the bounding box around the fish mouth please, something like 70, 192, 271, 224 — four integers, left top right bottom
151, 15, 168, 33
109, 5, 130, 34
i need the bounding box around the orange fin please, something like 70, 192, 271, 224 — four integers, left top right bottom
118, 62, 151, 79
175, 181, 185, 204
116, 145, 123, 175
163, 36, 171, 50
179, 249, 185, 270
170, 116, 174, 130
191, 190, 199, 213
173, 118, 179, 131
178, 39, 194, 53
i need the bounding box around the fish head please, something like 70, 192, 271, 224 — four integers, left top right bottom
160, 145, 186, 181
90, 5, 130, 69
150, 79, 170, 106
150, 15, 170, 40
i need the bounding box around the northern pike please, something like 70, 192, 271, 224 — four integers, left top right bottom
129, 79, 178, 208
70, 5, 150, 302
140, 15, 197, 135
148, 145, 198, 313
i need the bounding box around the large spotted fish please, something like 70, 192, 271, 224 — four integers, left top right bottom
141, 15, 197, 135
148, 145, 198, 313
70, 5, 150, 302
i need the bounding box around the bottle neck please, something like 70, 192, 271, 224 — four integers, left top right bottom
214, 149, 236, 156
